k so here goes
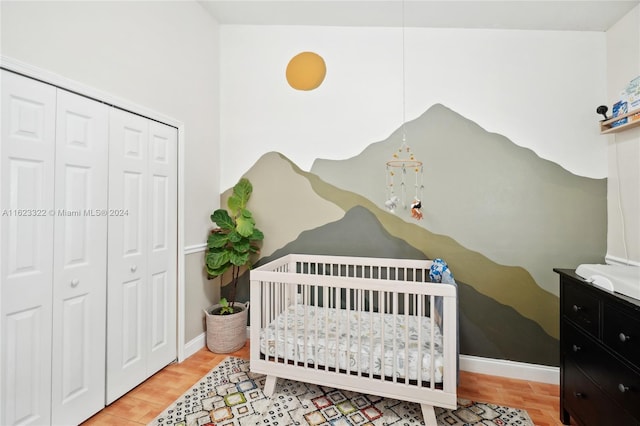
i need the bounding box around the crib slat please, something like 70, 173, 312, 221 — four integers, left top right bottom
378, 290, 384, 384
293, 284, 298, 366
357, 289, 362, 377
302, 285, 307, 369
274, 282, 279, 363
346, 288, 351, 375
430, 294, 436, 389
266, 281, 271, 361
404, 292, 409, 383
367, 290, 375, 378
324, 284, 329, 368
314, 284, 319, 372
417, 294, 423, 386
336, 286, 341, 372
391, 292, 398, 383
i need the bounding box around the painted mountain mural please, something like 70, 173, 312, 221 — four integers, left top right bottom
219, 103, 607, 367
311, 104, 606, 299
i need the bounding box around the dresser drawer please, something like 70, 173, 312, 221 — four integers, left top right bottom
562, 278, 600, 337
564, 321, 640, 419
603, 303, 640, 366
563, 359, 638, 426
563, 360, 600, 426
561, 322, 601, 375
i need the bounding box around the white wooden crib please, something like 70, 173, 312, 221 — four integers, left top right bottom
249, 254, 458, 425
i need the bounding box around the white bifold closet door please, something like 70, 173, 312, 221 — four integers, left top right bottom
1, 70, 109, 425
1, 70, 57, 426
51, 90, 109, 424
106, 108, 177, 404
1, 69, 178, 424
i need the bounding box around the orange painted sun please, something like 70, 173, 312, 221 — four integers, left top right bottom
286, 52, 326, 91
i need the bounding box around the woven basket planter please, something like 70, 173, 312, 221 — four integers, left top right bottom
204, 302, 248, 353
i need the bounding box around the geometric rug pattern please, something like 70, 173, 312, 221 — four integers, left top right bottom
148, 356, 534, 426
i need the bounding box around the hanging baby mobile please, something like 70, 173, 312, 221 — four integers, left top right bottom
384, 0, 424, 220
384, 135, 424, 220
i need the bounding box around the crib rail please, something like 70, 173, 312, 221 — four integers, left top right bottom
250, 254, 457, 409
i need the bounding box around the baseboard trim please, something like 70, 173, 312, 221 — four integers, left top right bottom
460, 354, 559, 385
183, 329, 250, 359
184, 333, 206, 359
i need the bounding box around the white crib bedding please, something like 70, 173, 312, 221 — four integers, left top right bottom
259, 304, 445, 383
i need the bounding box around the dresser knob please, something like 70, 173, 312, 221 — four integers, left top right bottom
573, 392, 584, 399
130, 264, 137, 273
619, 333, 630, 342
618, 384, 629, 393
572, 344, 581, 352
572, 305, 582, 313
70, 279, 79, 288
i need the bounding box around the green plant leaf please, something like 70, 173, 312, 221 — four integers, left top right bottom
219, 306, 234, 315
207, 263, 230, 277
218, 298, 234, 314
227, 194, 242, 215
207, 231, 229, 248
211, 209, 234, 231
235, 215, 255, 237
228, 230, 243, 243
206, 250, 230, 271
231, 239, 250, 253
251, 228, 264, 241
230, 178, 252, 210
229, 251, 249, 266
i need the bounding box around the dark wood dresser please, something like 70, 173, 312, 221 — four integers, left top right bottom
555, 268, 640, 426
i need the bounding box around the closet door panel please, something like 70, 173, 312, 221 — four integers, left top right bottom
106, 108, 149, 404
51, 90, 108, 425
1, 70, 56, 426
147, 122, 177, 374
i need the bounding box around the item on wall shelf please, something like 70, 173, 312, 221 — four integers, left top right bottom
286, 51, 326, 91
612, 100, 628, 127
622, 75, 640, 110
598, 76, 640, 133
596, 105, 609, 121
598, 106, 640, 134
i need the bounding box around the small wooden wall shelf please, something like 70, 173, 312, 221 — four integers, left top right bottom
600, 107, 640, 134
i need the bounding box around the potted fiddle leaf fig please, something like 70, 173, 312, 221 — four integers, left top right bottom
204, 177, 264, 353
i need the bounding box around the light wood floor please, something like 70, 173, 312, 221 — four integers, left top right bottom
82, 341, 574, 426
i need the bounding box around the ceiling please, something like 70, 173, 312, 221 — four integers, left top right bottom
199, 1, 639, 31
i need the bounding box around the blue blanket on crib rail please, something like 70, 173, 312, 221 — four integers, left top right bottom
429, 258, 460, 383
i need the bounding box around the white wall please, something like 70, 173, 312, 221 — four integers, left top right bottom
1, 0, 220, 248
606, 5, 640, 265
220, 25, 607, 189
0, 0, 222, 342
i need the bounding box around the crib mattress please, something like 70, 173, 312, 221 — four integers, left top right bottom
259, 304, 445, 382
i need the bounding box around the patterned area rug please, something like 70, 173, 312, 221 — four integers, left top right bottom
149, 356, 534, 426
